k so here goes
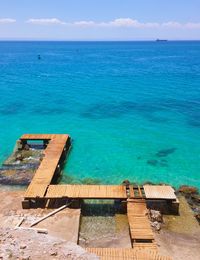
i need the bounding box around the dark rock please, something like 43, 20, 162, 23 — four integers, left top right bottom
159, 161, 168, 167
122, 179, 130, 187
147, 159, 158, 166
156, 148, 176, 157
178, 185, 198, 194
195, 213, 200, 223
191, 194, 200, 203
24, 144, 30, 151
81, 177, 101, 185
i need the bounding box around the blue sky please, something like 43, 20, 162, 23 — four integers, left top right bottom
0, 0, 200, 40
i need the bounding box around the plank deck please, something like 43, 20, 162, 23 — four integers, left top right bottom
45, 184, 127, 199
127, 199, 154, 241
143, 185, 176, 200
87, 248, 172, 260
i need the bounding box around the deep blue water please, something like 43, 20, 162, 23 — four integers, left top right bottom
0, 41, 200, 188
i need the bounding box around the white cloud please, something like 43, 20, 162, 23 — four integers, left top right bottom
26, 18, 66, 25
185, 22, 200, 29
109, 18, 141, 27
0, 18, 16, 24
25, 17, 200, 30
107, 18, 159, 28
162, 21, 182, 28
73, 21, 95, 27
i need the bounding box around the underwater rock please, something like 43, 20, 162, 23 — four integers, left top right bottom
147, 159, 158, 166
156, 148, 176, 157
0, 169, 35, 185
0, 145, 43, 185
60, 175, 75, 184
81, 177, 101, 185
159, 160, 168, 167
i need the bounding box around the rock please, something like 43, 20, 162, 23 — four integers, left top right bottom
24, 144, 30, 151
16, 154, 24, 161
147, 159, 158, 167
149, 210, 163, 222
122, 179, 130, 187
21, 256, 30, 260
178, 185, 198, 194
151, 221, 161, 231
191, 194, 200, 203
50, 250, 57, 256
20, 244, 27, 249
195, 213, 200, 223
156, 148, 176, 157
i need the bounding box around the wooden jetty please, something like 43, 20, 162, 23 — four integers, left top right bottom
19, 133, 176, 260
21, 134, 71, 208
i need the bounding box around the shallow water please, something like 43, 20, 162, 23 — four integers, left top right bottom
0, 41, 200, 188
79, 200, 130, 248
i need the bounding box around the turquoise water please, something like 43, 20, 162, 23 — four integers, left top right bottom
0, 41, 200, 188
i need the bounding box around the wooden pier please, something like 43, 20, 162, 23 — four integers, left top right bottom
19, 134, 176, 260
21, 134, 71, 208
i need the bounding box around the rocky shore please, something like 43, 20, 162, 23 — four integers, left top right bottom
0, 143, 43, 186
178, 185, 200, 223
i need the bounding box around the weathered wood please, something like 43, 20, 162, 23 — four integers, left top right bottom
143, 185, 176, 200
87, 248, 172, 260
16, 227, 48, 234
30, 203, 70, 227
14, 217, 24, 229
127, 199, 154, 242
45, 184, 127, 199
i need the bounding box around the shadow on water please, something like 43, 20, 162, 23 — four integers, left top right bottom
156, 148, 176, 157
80, 98, 200, 127
81, 199, 124, 217
0, 102, 26, 115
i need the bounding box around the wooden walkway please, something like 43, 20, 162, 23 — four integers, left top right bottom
22, 134, 71, 201
127, 199, 155, 245
87, 248, 172, 260
45, 184, 127, 199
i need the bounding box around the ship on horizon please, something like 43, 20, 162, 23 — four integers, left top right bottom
156, 39, 168, 42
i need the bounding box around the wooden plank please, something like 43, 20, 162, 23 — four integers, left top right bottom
86, 248, 172, 260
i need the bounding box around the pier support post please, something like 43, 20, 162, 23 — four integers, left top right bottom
22, 199, 30, 209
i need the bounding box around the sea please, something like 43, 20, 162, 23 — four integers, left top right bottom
0, 41, 199, 188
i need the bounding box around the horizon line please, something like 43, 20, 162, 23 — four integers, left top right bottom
0, 39, 200, 42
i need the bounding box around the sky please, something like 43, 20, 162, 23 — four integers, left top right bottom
0, 0, 200, 40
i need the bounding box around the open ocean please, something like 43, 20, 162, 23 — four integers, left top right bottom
0, 41, 199, 188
